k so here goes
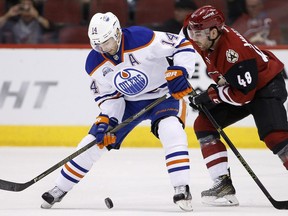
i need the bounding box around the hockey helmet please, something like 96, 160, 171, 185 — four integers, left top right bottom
88, 12, 122, 53
188, 5, 225, 31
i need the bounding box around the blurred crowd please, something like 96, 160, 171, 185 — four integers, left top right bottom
0, 0, 287, 45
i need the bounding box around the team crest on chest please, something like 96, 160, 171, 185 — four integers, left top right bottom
226, 49, 239, 63
114, 68, 148, 96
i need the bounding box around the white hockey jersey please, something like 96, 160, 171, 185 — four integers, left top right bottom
85, 26, 196, 121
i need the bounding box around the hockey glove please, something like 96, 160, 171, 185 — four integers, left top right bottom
91, 114, 118, 149
165, 66, 192, 100
189, 84, 221, 110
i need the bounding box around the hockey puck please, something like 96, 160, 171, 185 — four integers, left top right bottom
104, 197, 113, 209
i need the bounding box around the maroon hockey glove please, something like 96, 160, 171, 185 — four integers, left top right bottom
189, 84, 221, 109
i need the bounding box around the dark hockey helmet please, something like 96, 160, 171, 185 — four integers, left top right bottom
188, 5, 225, 31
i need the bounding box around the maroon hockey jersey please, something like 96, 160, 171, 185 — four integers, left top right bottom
183, 21, 284, 106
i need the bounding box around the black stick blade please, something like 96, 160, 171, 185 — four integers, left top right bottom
271, 199, 288, 210
0, 179, 33, 192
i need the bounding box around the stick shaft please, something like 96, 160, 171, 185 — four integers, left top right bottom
0, 93, 170, 192
199, 104, 288, 209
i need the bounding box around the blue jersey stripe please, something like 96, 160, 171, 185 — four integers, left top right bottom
61, 169, 79, 183
166, 151, 189, 160
70, 160, 89, 173
168, 165, 190, 173
94, 91, 123, 103
172, 48, 195, 58
175, 38, 188, 48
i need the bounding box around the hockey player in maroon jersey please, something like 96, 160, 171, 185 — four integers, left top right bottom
181, 5, 288, 206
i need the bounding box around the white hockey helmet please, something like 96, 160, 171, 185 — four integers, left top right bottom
88, 12, 122, 53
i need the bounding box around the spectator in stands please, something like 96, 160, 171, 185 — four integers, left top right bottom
155, 0, 198, 34
226, 0, 246, 25
0, 0, 54, 43
231, 0, 282, 46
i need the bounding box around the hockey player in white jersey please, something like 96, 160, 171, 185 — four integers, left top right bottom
41, 12, 196, 211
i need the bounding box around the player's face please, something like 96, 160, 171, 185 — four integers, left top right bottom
188, 28, 212, 51
94, 37, 118, 55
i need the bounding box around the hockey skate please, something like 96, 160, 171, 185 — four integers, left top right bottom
173, 185, 193, 211
278, 144, 288, 169
41, 186, 67, 209
201, 175, 239, 206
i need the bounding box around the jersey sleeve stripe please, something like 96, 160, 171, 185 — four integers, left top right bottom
176, 40, 192, 48
171, 48, 195, 58
218, 86, 247, 106
96, 92, 124, 106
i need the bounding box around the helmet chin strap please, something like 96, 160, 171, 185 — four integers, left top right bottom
114, 30, 122, 53
207, 29, 221, 50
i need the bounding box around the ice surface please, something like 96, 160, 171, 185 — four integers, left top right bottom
0, 147, 287, 216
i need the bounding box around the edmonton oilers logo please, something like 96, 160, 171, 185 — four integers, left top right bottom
114, 68, 148, 96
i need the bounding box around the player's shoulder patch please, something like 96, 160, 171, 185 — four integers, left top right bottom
226, 49, 239, 63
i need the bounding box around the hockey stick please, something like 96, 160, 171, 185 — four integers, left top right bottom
0, 93, 171, 192
190, 90, 288, 210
